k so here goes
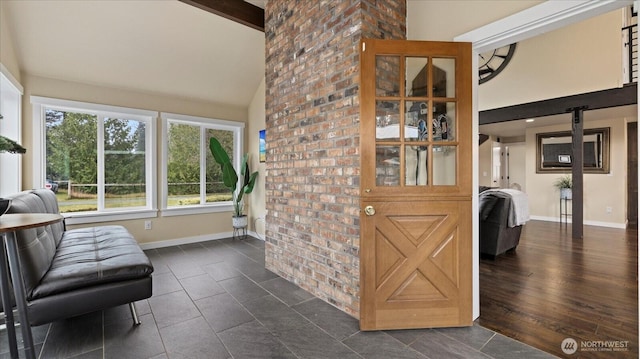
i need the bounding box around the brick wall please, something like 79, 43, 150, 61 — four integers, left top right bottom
264, 0, 406, 317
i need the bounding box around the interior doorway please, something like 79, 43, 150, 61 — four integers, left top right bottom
628, 121, 638, 227
455, 0, 636, 320
490, 141, 525, 191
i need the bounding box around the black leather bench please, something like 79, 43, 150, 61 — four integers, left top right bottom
2, 189, 153, 326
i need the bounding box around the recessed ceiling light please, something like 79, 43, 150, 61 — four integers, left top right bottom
525, 119, 535, 123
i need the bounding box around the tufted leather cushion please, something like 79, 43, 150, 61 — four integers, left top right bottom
6, 190, 62, 296
30, 225, 153, 300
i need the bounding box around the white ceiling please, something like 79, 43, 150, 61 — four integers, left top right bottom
3, 0, 266, 107
3, 0, 634, 134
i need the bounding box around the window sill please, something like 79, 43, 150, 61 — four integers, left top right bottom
63, 209, 158, 225
161, 204, 233, 217
62, 204, 233, 225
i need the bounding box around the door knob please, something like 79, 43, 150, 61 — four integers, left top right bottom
364, 205, 376, 216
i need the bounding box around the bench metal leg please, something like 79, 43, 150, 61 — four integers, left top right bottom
6, 231, 36, 359
0, 239, 19, 359
129, 302, 141, 325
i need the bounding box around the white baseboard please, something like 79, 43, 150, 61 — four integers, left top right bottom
529, 216, 627, 229
139, 230, 265, 250
139, 232, 232, 250
247, 230, 265, 241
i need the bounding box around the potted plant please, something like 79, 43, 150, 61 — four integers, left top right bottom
554, 174, 572, 199
209, 137, 258, 229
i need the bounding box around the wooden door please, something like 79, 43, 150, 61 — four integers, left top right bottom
359, 39, 472, 330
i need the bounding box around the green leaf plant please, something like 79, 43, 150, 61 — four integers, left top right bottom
553, 174, 572, 189
0, 135, 26, 154
209, 137, 258, 217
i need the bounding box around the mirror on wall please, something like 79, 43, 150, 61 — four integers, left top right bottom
536, 127, 610, 173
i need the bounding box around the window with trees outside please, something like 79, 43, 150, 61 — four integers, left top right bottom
32, 97, 156, 222
32, 98, 244, 221
161, 113, 243, 215
31, 96, 158, 223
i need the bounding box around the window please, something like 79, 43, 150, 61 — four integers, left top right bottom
32, 97, 156, 223
161, 113, 244, 216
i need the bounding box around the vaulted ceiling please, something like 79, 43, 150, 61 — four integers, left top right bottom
3, 0, 265, 107
4, 1, 634, 136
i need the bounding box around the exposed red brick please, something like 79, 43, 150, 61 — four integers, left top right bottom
265, 0, 406, 318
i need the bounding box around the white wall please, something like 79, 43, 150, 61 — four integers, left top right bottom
506, 142, 526, 192
409, 1, 625, 111
408, 1, 543, 42
21, 74, 248, 245
525, 117, 629, 227
478, 137, 493, 187
0, 2, 21, 83
478, 10, 624, 110
247, 77, 266, 238
411, 0, 632, 227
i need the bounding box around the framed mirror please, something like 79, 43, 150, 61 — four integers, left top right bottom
536, 127, 610, 173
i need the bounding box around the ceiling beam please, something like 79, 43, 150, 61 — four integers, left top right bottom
480, 83, 637, 125
179, 0, 265, 32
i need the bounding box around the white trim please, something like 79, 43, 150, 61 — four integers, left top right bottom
455, 0, 630, 321
31, 101, 45, 187
0, 68, 23, 195
529, 215, 627, 229
160, 112, 245, 130
148, 114, 158, 211
159, 112, 244, 215
0, 63, 23, 94
31, 96, 157, 118
30, 96, 157, 215
161, 203, 233, 217
160, 116, 169, 209
138, 232, 233, 250
456, 0, 633, 53
64, 209, 158, 225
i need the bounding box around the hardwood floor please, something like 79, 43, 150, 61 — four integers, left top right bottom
478, 220, 638, 358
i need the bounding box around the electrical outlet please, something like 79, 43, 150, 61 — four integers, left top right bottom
605, 207, 612, 214
144, 220, 152, 230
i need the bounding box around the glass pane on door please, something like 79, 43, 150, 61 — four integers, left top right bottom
376, 56, 400, 97
370, 53, 462, 189
433, 146, 456, 185
406, 57, 429, 97
405, 100, 428, 142
376, 145, 400, 186
433, 102, 456, 141
376, 101, 400, 141
432, 58, 455, 98
405, 145, 428, 186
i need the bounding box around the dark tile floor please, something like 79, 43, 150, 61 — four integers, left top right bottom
1, 237, 558, 359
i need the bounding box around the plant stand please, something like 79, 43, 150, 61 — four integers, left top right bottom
232, 215, 248, 240
233, 226, 247, 240
560, 197, 571, 225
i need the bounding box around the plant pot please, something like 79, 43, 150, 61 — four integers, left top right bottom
560, 188, 572, 200
232, 215, 248, 229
